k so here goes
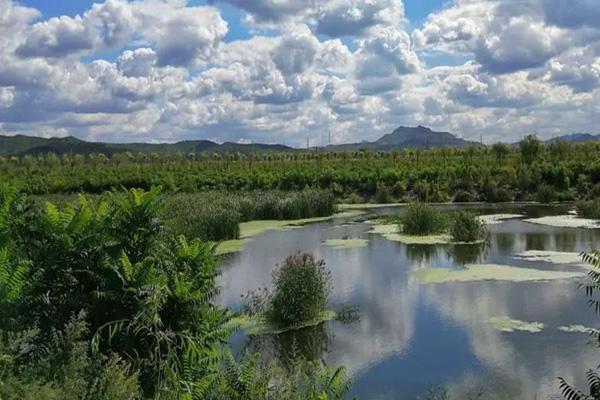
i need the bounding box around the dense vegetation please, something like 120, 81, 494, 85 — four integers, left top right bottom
269, 254, 332, 326
559, 251, 600, 400
400, 203, 448, 235
577, 199, 600, 220
1, 137, 600, 204
0, 186, 350, 399
450, 212, 488, 243
163, 190, 337, 242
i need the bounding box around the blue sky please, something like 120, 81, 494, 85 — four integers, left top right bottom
2, 0, 599, 145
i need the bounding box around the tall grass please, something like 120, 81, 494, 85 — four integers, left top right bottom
164, 190, 337, 242
400, 203, 448, 235
576, 199, 600, 220
450, 211, 488, 243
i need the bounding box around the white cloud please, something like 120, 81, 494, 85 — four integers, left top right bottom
0, 0, 599, 146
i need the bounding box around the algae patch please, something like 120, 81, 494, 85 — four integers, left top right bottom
489, 316, 545, 333
227, 311, 337, 336
323, 238, 368, 249
558, 325, 596, 334
512, 251, 586, 267
413, 264, 585, 284
215, 210, 365, 255
524, 215, 599, 229
369, 223, 483, 245
478, 214, 523, 225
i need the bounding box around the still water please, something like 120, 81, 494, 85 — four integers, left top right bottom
217, 204, 600, 399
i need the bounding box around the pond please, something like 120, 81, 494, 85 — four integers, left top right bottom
216, 203, 600, 399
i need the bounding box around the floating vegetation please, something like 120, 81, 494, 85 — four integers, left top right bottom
478, 214, 523, 225
323, 238, 368, 249
369, 223, 485, 245
338, 203, 406, 210
413, 264, 585, 284
215, 210, 364, 255
558, 325, 596, 334
369, 223, 452, 244
524, 215, 599, 229
489, 316, 545, 333
512, 251, 587, 267
227, 311, 337, 336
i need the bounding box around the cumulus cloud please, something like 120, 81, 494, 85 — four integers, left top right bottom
0, 0, 599, 146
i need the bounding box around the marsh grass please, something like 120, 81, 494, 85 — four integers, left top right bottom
576, 199, 600, 220
164, 190, 337, 242
400, 203, 448, 236
450, 211, 488, 243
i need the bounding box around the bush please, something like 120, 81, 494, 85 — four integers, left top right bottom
374, 183, 393, 204
450, 211, 488, 243
401, 203, 448, 236
576, 199, 600, 220
453, 190, 476, 203
269, 253, 331, 326
536, 183, 557, 203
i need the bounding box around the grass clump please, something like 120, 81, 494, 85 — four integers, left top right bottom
450, 211, 488, 243
164, 190, 337, 242
400, 203, 448, 236
270, 253, 332, 326
576, 199, 600, 220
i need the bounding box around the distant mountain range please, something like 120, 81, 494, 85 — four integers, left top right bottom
0, 126, 598, 156
0, 135, 293, 157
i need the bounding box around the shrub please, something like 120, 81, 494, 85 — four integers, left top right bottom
536, 183, 557, 203
346, 192, 364, 204
401, 203, 448, 236
450, 211, 488, 243
269, 253, 331, 326
374, 183, 393, 204
453, 190, 476, 203
576, 199, 600, 220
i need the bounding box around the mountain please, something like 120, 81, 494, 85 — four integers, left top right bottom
326, 126, 477, 151
0, 135, 293, 156
0, 125, 512, 157
545, 133, 600, 144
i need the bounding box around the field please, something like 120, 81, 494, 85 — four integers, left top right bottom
1, 137, 600, 399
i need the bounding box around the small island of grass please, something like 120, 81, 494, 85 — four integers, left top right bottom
231, 252, 348, 336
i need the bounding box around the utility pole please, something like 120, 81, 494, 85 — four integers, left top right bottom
306, 137, 309, 150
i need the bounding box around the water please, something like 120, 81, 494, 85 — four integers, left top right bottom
216, 204, 600, 399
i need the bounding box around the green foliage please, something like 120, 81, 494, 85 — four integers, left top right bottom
577, 199, 600, 220
536, 184, 557, 203
164, 190, 336, 242
3, 140, 600, 205
449, 212, 488, 243
401, 203, 448, 236
520, 134, 543, 164
0, 313, 141, 400
559, 251, 600, 399
270, 253, 332, 326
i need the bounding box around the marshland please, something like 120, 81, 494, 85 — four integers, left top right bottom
1, 137, 600, 399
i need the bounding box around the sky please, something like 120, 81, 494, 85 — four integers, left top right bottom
0, 0, 599, 146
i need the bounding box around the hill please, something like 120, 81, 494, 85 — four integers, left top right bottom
326, 125, 477, 151
0, 135, 293, 156
545, 133, 600, 144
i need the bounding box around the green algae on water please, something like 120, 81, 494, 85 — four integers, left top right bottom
215, 210, 365, 255
489, 316, 545, 333
558, 325, 597, 334
227, 311, 337, 336
524, 215, 599, 229
478, 214, 523, 225
369, 223, 484, 245
512, 251, 587, 267
413, 264, 585, 284
323, 238, 368, 249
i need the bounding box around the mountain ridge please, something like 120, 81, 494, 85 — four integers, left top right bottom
0, 127, 598, 156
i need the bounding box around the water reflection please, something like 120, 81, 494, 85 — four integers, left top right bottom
447, 242, 490, 265
217, 205, 600, 399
